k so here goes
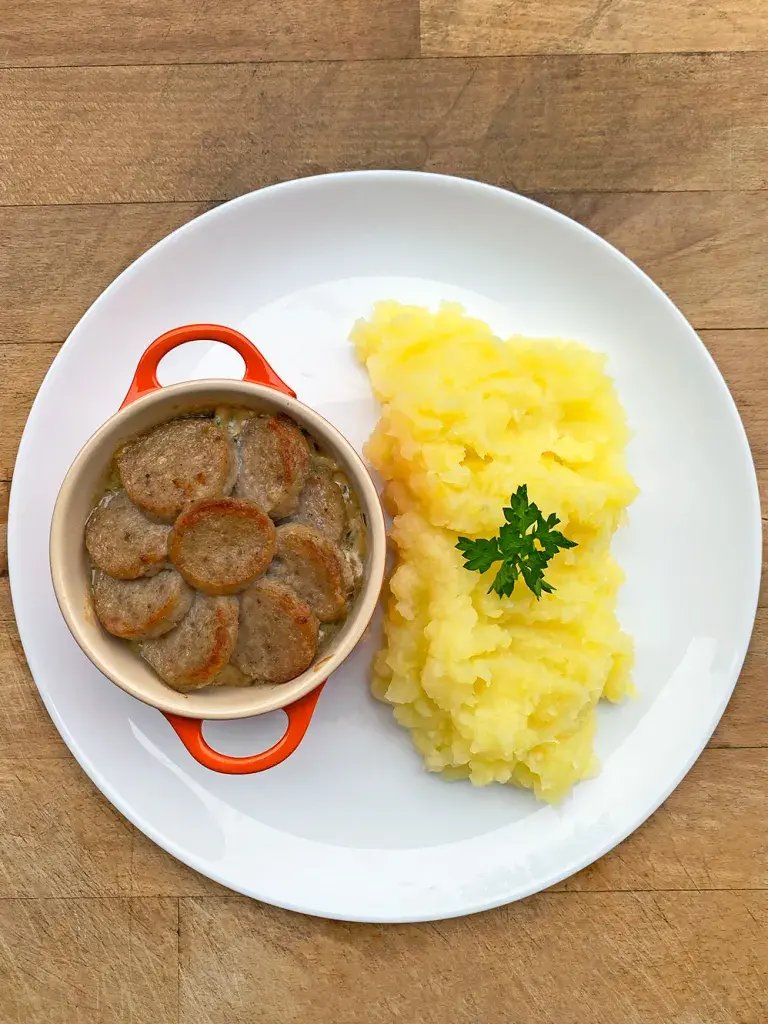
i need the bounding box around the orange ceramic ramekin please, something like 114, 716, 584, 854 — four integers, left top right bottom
50, 324, 386, 774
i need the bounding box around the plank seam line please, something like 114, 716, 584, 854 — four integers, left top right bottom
6, 190, 768, 212
0, 50, 764, 72
0, 886, 767, 901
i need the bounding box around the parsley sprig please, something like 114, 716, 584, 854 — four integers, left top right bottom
456, 485, 577, 599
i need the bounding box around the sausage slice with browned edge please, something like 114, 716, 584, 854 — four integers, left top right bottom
294, 470, 347, 541
140, 593, 239, 692
270, 523, 347, 622
92, 568, 193, 639
118, 418, 235, 520
85, 491, 170, 579
170, 497, 275, 595
232, 579, 319, 685
235, 414, 309, 519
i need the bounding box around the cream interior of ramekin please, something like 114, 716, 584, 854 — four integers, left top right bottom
49, 379, 386, 720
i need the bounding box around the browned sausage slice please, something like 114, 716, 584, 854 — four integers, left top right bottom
270, 523, 347, 623
169, 497, 275, 595
92, 568, 193, 640
141, 594, 239, 692
294, 470, 346, 541
232, 579, 318, 684
235, 415, 309, 519
85, 491, 170, 579
118, 418, 235, 520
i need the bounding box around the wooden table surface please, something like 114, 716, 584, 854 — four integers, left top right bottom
2, 2, 768, 1022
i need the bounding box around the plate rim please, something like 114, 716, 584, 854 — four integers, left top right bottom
8, 169, 762, 922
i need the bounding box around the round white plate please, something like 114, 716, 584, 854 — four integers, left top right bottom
9, 171, 760, 922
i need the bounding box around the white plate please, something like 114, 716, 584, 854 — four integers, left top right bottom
9, 171, 760, 922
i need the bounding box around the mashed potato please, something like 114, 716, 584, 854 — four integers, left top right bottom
352, 302, 638, 802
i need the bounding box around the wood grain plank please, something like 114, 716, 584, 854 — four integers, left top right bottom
714, 606, 768, 748
0, 55, 758, 203
0, 482, 7, 576
700, 331, 768, 468
6, 193, 768, 351
0, 759, 133, 897
1, 484, 14, 626
179, 892, 768, 1023
0, 62, 466, 204
0, 345, 59, 480
557, 750, 768, 891
129, 826, 227, 897
0, 898, 178, 1024
537, 193, 768, 330
0, 0, 418, 68
732, 54, 768, 190
0, 627, 66, 758
0, 204, 212, 343
421, 0, 768, 57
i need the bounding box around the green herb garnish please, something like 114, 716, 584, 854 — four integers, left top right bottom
456, 485, 577, 600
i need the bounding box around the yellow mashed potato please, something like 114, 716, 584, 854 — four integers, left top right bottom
352, 302, 638, 802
